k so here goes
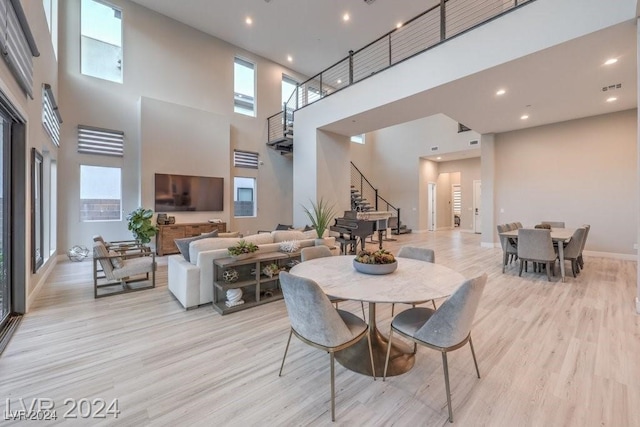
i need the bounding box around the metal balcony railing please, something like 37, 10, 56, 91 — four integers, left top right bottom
267, 0, 536, 145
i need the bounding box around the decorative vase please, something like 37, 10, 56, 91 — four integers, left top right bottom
231, 253, 253, 261
353, 260, 398, 275
314, 238, 328, 246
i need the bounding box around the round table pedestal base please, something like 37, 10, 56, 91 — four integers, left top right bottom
336, 327, 414, 377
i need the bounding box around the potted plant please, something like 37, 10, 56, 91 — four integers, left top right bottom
228, 240, 259, 260
126, 208, 158, 245
302, 198, 337, 246
353, 249, 397, 275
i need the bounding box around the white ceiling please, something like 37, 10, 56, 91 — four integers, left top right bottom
128, 0, 438, 77
128, 0, 637, 162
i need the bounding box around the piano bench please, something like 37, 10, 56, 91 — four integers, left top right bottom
336, 237, 358, 255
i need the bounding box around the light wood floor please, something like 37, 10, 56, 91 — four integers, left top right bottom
1, 231, 638, 426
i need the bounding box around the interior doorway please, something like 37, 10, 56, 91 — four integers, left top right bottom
473, 180, 481, 234
427, 182, 436, 231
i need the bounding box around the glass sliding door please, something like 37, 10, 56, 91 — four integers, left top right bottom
0, 112, 10, 328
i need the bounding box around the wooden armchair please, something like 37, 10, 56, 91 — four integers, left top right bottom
93, 241, 156, 298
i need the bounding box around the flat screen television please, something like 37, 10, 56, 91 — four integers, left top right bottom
154, 173, 224, 212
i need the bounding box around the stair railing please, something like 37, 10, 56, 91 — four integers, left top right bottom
351, 162, 401, 235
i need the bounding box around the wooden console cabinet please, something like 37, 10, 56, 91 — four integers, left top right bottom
156, 222, 227, 256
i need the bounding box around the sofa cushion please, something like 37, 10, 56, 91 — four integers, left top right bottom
243, 233, 276, 245
272, 230, 308, 243
175, 230, 218, 262
275, 223, 293, 230
218, 231, 240, 238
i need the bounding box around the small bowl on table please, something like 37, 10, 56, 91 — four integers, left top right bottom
353, 259, 397, 275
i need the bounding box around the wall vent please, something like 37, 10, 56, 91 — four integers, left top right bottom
602, 83, 622, 92
430, 146, 439, 151
469, 140, 479, 146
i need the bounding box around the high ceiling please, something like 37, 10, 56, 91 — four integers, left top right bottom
128, 0, 637, 162
128, 0, 438, 77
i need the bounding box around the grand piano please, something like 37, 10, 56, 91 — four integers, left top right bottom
330, 211, 393, 254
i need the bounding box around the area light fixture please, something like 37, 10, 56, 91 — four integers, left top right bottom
604, 58, 618, 66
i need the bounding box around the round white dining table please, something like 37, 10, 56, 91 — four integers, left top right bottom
289, 255, 465, 377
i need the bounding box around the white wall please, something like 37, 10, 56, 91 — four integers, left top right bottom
495, 109, 637, 255
58, 0, 304, 250
139, 97, 231, 223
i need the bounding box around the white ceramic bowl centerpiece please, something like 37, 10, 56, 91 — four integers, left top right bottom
353, 249, 397, 275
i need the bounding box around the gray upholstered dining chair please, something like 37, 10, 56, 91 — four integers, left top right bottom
577, 224, 591, 270
300, 246, 366, 319
559, 227, 587, 277
497, 224, 518, 273
541, 221, 565, 228
383, 273, 487, 423
517, 228, 557, 281
278, 272, 375, 422
391, 246, 437, 316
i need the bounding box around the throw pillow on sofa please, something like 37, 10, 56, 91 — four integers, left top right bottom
175, 230, 218, 262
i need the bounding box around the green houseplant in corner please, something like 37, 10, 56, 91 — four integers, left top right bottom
302, 198, 337, 246
126, 207, 159, 245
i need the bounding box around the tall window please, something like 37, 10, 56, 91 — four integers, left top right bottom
282, 75, 297, 107
80, 165, 122, 221
351, 134, 365, 144
42, 0, 58, 58
81, 0, 123, 83
234, 177, 256, 217
234, 57, 255, 116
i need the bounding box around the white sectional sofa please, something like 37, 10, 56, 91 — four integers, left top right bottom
168, 229, 335, 309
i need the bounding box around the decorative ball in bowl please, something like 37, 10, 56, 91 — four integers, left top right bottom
353, 249, 397, 275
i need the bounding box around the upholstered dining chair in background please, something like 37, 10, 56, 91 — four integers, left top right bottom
541, 221, 565, 228
577, 224, 591, 270
391, 246, 437, 316
278, 271, 375, 422
497, 224, 518, 273
559, 227, 587, 277
517, 228, 557, 281
383, 273, 488, 423
300, 246, 366, 319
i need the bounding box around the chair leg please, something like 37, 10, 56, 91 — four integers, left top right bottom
546, 262, 552, 282
442, 351, 454, 423
432, 300, 437, 310
361, 302, 366, 320
278, 329, 293, 377
519, 260, 524, 277
391, 303, 395, 317
469, 337, 480, 379
330, 352, 336, 422
502, 251, 508, 273
383, 327, 394, 381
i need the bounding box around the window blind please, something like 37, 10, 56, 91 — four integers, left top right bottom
42, 84, 61, 146
233, 150, 258, 169
0, 0, 40, 98
78, 125, 124, 157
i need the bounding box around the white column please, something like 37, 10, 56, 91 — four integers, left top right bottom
636, 17, 640, 315
480, 133, 495, 248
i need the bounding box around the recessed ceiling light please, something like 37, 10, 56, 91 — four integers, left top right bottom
287, 55, 293, 62
343, 13, 350, 22
245, 17, 253, 25
496, 89, 506, 96
520, 114, 529, 120
606, 96, 617, 102
436, 157, 442, 160
396, 22, 403, 29
337, 79, 342, 84
604, 58, 618, 65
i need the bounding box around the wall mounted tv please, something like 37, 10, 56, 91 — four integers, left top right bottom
154, 173, 224, 212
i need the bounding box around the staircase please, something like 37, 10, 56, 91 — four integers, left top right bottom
266, 106, 294, 154
351, 162, 412, 235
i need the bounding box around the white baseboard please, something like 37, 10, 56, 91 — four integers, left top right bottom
481, 242, 496, 248
582, 250, 637, 261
